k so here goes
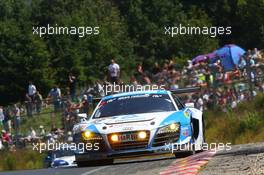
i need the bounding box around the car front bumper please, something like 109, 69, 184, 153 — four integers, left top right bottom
75, 136, 192, 162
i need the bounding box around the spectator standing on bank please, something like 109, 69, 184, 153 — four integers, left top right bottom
13, 104, 21, 134
68, 73, 77, 101
28, 81, 37, 101
3, 107, 12, 133
108, 59, 120, 84
35, 91, 43, 114
25, 93, 33, 117
0, 106, 4, 126
48, 85, 62, 112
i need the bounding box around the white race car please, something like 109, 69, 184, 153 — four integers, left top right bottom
73, 88, 205, 167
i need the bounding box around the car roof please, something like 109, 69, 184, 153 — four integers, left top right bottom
102, 90, 170, 100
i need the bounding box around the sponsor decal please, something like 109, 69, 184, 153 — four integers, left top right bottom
181, 126, 189, 137
184, 109, 192, 118
122, 127, 134, 131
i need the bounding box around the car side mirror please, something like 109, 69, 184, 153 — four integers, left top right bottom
185, 102, 194, 108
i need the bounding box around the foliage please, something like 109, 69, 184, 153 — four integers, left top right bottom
0, 0, 264, 104
0, 149, 45, 171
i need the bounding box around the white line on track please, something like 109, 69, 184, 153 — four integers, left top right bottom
81, 166, 109, 175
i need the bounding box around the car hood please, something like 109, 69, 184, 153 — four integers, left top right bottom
81, 110, 190, 134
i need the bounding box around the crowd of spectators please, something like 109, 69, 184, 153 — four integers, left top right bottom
1, 49, 264, 150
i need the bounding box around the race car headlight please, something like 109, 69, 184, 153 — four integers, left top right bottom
81, 130, 103, 141
110, 134, 119, 142
138, 131, 147, 139
157, 123, 180, 134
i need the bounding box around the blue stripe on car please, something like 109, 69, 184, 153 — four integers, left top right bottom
86, 124, 100, 133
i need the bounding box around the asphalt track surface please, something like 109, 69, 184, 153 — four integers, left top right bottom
1, 142, 264, 175
0, 155, 177, 175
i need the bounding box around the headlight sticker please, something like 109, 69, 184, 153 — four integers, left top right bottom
184, 109, 192, 118
181, 126, 189, 137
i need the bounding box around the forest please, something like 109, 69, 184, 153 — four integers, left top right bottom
0, 0, 264, 105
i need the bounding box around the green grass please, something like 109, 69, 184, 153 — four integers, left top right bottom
19, 107, 62, 135
0, 149, 46, 171
205, 94, 264, 145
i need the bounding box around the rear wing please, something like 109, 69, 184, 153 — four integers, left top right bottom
92, 87, 201, 105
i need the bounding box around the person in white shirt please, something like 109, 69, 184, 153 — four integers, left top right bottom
28, 81, 37, 100
0, 106, 4, 126
108, 59, 120, 84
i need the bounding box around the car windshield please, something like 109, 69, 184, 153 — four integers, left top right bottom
93, 93, 176, 118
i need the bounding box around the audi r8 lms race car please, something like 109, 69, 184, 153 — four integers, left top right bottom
73, 88, 205, 167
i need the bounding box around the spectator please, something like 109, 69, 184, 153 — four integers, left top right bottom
39, 125, 45, 137
27, 127, 38, 142
3, 107, 12, 133
25, 93, 33, 117
196, 95, 204, 111
245, 53, 257, 84
0, 106, 4, 126
1, 130, 11, 147
35, 91, 43, 114
108, 59, 120, 84
94, 80, 105, 97
80, 95, 89, 114
134, 63, 151, 84
48, 85, 62, 112
28, 81, 37, 101
67, 131, 73, 142
152, 62, 161, 75
253, 48, 261, 59
69, 73, 77, 101
13, 104, 21, 134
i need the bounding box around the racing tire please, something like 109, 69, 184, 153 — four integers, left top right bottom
196, 115, 205, 153
202, 115, 206, 143
189, 120, 196, 155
